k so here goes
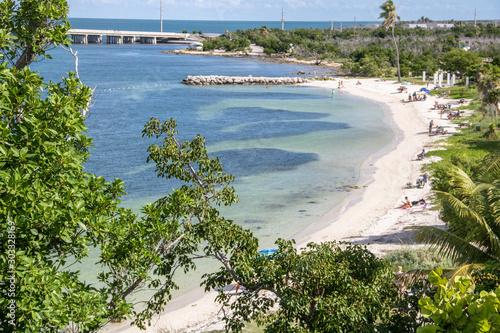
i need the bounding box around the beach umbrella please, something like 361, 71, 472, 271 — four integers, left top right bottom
421, 88, 431, 95
258, 248, 278, 258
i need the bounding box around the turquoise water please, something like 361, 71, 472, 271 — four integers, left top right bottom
34, 43, 393, 249
32, 18, 394, 305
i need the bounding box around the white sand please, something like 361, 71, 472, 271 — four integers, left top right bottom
103, 78, 467, 332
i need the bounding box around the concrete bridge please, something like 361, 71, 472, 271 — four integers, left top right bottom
68, 29, 196, 44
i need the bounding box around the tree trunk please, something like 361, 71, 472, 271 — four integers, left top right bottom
391, 25, 401, 82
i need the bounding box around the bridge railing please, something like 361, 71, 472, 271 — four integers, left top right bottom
67, 29, 192, 44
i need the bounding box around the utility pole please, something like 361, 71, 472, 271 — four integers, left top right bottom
281, 7, 284, 30
331, 20, 333, 31
160, 0, 163, 32
474, 8, 477, 27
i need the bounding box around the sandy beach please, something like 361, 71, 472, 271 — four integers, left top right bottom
104, 77, 466, 333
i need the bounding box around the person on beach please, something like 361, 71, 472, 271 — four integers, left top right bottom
417, 149, 425, 160
401, 196, 412, 209
429, 120, 434, 134
411, 199, 426, 206
395, 266, 404, 294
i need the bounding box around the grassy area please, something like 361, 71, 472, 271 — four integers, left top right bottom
385, 247, 457, 272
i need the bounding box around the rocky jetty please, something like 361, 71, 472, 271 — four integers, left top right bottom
181, 75, 310, 86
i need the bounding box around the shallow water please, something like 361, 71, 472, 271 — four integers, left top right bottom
32, 32, 393, 301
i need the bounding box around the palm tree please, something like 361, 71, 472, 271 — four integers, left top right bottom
412, 158, 500, 265
379, 0, 401, 82
477, 67, 500, 125
260, 25, 269, 37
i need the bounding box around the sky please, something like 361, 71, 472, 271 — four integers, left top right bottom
67, 0, 500, 22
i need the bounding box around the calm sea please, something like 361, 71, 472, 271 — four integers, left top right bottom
69, 17, 379, 34
33, 18, 393, 309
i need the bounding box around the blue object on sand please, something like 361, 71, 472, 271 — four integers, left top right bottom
421, 88, 431, 95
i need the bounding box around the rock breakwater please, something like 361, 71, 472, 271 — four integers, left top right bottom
181, 75, 310, 86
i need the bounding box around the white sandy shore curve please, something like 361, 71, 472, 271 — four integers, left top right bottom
103, 78, 468, 332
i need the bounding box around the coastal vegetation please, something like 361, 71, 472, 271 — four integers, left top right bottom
2, 1, 500, 333
202, 16, 500, 80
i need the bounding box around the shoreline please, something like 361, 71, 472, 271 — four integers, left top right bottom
293, 79, 446, 254
163, 49, 343, 70
103, 77, 465, 332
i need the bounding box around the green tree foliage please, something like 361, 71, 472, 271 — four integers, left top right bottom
215, 240, 398, 332
0, 2, 258, 331
472, 261, 500, 293
202, 35, 251, 52
477, 64, 500, 124
0, 0, 71, 70
439, 49, 482, 78
418, 270, 500, 333
413, 158, 500, 265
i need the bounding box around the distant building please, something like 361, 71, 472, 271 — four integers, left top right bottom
407, 22, 455, 29
408, 24, 428, 28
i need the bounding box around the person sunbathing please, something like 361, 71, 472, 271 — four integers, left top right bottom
411, 199, 426, 206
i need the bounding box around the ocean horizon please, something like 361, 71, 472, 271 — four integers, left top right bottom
69, 17, 380, 34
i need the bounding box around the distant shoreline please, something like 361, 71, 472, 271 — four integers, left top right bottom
161, 48, 343, 71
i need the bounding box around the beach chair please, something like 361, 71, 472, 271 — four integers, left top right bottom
436, 127, 448, 135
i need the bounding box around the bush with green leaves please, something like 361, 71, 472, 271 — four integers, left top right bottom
472, 261, 500, 293
418, 269, 500, 333
216, 240, 398, 332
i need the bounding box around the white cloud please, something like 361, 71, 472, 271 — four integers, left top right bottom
284, 0, 308, 10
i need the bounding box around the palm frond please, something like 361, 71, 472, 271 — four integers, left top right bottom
434, 190, 484, 223
397, 268, 432, 288
447, 264, 484, 282
482, 157, 500, 183
449, 167, 476, 194
411, 226, 496, 263
433, 188, 499, 252
399, 268, 456, 289
489, 184, 500, 227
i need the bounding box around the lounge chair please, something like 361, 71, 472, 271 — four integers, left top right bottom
458, 120, 469, 128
